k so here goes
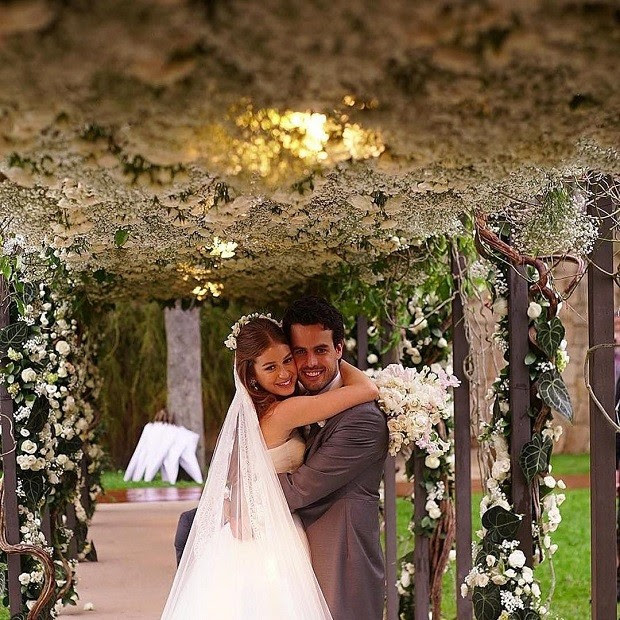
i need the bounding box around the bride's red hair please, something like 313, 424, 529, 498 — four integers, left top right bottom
235, 318, 289, 416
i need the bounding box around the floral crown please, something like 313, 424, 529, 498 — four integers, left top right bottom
224, 313, 282, 351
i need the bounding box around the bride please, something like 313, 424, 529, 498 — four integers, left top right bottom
161, 314, 378, 619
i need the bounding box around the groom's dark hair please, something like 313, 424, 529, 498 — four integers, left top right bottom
282, 296, 345, 347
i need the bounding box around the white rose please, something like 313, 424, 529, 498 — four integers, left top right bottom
521, 566, 533, 583
493, 299, 508, 316
21, 440, 37, 455
531, 583, 541, 598
557, 479, 566, 489
543, 475, 556, 489
437, 338, 448, 349
508, 550, 526, 568
18, 573, 31, 585
527, 302, 542, 319
400, 571, 411, 588
367, 353, 378, 365
428, 506, 442, 519
55, 340, 70, 356
460, 583, 468, 598
449, 549, 456, 562
491, 574, 507, 585
485, 555, 496, 567
20, 368, 37, 383
473, 572, 489, 587
424, 455, 441, 469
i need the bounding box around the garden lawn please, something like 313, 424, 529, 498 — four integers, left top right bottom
101, 469, 202, 490
397, 486, 616, 619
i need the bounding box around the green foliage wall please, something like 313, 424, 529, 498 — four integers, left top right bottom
96, 301, 246, 467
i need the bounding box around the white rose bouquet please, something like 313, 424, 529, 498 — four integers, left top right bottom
373, 364, 459, 457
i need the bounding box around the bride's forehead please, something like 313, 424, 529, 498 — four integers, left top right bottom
257, 341, 292, 361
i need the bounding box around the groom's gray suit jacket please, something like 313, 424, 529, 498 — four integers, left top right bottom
278, 401, 388, 620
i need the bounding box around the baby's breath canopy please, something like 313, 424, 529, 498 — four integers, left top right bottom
0, 0, 618, 302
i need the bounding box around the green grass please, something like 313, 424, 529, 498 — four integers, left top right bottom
549, 453, 590, 476
397, 487, 616, 620
102, 469, 202, 490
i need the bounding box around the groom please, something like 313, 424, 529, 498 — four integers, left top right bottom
172, 297, 388, 618
279, 296, 388, 620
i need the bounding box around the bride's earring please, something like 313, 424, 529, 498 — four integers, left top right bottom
250, 379, 259, 391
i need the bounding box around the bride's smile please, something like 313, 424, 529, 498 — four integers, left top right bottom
254, 343, 298, 397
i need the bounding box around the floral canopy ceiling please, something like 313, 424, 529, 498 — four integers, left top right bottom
0, 0, 617, 302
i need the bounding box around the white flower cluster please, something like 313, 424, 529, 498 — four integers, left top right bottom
463, 541, 543, 616
507, 184, 600, 257
373, 364, 459, 457
0, 247, 103, 614
224, 312, 281, 350
2, 234, 27, 256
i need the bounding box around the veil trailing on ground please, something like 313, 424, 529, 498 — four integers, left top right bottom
161, 368, 333, 619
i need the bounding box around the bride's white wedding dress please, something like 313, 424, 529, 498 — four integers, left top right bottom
161, 372, 332, 620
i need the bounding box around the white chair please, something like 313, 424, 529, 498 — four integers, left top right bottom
124, 422, 203, 484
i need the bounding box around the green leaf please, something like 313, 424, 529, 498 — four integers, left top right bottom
27, 396, 49, 435
538, 369, 573, 422
519, 432, 552, 483
0, 321, 29, 351
114, 228, 130, 248
21, 471, 47, 505
19, 281, 37, 305
536, 317, 565, 359
512, 609, 541, 620
524, 352, 537, 365
481, 506, 521, 544
472, 584, 502, 620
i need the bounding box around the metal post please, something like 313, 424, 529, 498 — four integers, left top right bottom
0, 275, 22, 615
507, 263, 533, 562
451, 251, 473, 618
587, 179, 617, 618
381, 342, 399, 620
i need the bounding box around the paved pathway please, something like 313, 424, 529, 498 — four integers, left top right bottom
60, 501, 194, 619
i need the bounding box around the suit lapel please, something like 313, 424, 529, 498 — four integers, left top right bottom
304, 423, 322, 458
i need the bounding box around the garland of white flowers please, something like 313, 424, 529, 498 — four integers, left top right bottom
461, 214, 577, 620
0, 235, 103, 616
335, 236, 461, 618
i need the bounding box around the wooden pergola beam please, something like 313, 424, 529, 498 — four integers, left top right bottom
587, 178, 617, 618
0, 275, 23, 615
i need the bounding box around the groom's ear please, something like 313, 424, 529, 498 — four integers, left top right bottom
334, 340, 344, 359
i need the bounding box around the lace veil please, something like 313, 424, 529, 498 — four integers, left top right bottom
161, 368, 333, 619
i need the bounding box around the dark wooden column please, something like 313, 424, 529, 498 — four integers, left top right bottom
356, 316, 369, 371
507, 263, 533, 562
412, 448, 430, 620
381, 343, 399, 620
587, 180, 617, 618
0, 275, 22, 615
66, 504, 78, 559
451, 251, 473, 618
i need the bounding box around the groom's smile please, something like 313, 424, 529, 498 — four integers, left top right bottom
289, 323, 343, 393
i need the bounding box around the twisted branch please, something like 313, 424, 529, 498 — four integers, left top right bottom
475, 213, 558, 317
583, 343, 620, 432
0, 480, 56, 620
